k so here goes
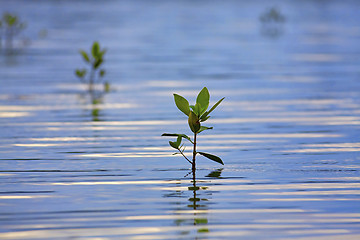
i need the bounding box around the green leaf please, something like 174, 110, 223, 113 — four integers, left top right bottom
169, 136, 182, 150
173, 94, 190, 116
99, 69, 106, 77
207, 97, 225, 115
75, 69, 86, 78
169, 141, 179, 149
99, 49, 107, 58
188, 111, 200, 133
196, 87, 209, 114
195, 218, 208, 224
92, 41, 100, 58
94, 58, 103, 69
200, 114, 210, 122
176, 136, 182, 146
198, 126, 213, 133
197, 152, 224, 165
161, 133, 193, 143
79, 50, 90, 63
104, 82, 110, 92
194, 102, 202, 117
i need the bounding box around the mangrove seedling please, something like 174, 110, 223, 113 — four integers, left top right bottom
75, 41, 107, 93
162, 87, 224, 173
0, 12, 27, 49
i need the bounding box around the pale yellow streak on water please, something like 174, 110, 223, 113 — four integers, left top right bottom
254, 198, 360, 201
0, 195, 50, 199
304, 143, 360, 148
260, 217, 360, 224
14, 143, 80, 147
155, 182, 360, 191
0, 103, 135, 111
173, 208, 306, 214
129, 146, 241, 151
280, 234, 360, 240
251, 190, 360, 195
0, 112, 31, 118
0, 173, 14, 176
49, 180, 180, 186
78, 152, 172, 158
203, 133, 342, 139
282, 148, 360, 153
0, 224, 317, 240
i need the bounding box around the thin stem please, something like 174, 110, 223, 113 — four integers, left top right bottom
192, 170, 196, 210
89, 65, 95, 93
178, 148, 192, 164
192, 132, 197, 173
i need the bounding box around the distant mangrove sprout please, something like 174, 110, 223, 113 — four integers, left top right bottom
75, 41, 108, 94
259, 7, 286, 38
75, 41, 111, 121
0, 12, 26, 49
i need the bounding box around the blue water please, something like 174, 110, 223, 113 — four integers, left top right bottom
0, 0, 360, 239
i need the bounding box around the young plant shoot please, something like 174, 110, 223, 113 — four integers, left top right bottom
75, 41, 106, 93
0, 12, 27, 49
162, 87, 224, 173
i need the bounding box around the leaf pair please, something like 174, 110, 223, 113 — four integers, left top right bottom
169, 136, 182, 149
75, 69, 87, 78
174, 87, 224, 134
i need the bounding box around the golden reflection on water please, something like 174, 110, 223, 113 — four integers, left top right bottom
49, 180, 180, 186
78, 152, 172, 158
0, 103, 135, 111
0, 112, 31, 118
283, 148, 360, 153
0, 195, 50, 199
155, 182, 360, 191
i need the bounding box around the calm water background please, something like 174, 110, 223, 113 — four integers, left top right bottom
1, 0, 360, 239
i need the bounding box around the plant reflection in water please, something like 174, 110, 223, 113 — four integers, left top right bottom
166, 169, 223, 236
259, 7, 286, 38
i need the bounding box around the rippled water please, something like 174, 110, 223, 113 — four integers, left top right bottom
1, 0, 360, 239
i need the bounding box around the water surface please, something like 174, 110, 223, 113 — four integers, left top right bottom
0, 0, 360, 239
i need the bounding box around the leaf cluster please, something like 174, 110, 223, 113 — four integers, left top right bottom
1, 12, 26, 30
162, 87, 224, 166
174, 87, 224, 134
0, 12, 26, 41
75, 41, 106, 81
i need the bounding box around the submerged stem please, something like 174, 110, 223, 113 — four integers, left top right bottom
89, 66, 95, 93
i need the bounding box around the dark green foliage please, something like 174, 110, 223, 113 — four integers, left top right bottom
162, 87, 224, 170
197, 152, 224, 165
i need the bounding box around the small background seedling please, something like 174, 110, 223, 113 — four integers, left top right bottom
0, 12, 27, 49
162, 87, 224, 179
75, 41, 109, 94
75, 41, 111, 121
259, 7, 286, 38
